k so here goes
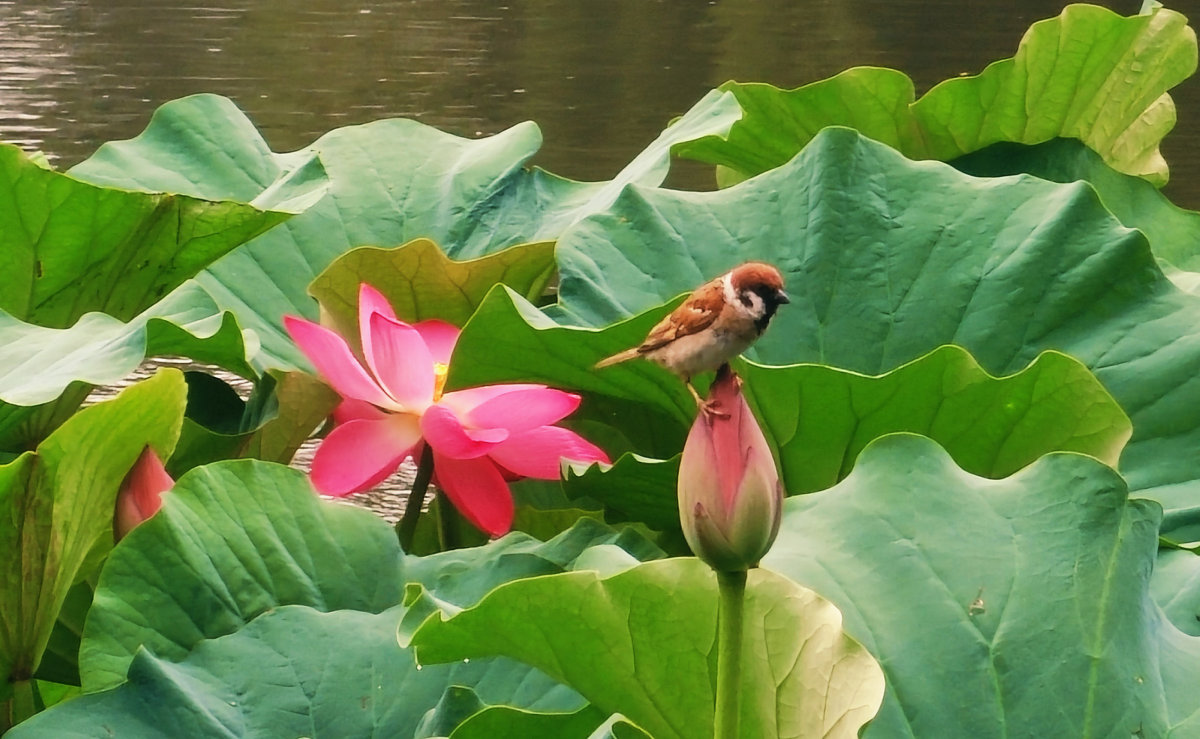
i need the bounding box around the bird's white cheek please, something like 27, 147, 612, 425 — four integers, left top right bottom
737, 291, 765, 320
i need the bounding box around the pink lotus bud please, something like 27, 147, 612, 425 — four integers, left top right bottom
115, 446, 174, 540
677, 369, 783, 571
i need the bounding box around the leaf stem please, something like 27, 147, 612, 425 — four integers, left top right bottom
714, 568, 747, 739
395, 444, 434, 552
7, 678, 41, 729
435, 490, 461, 551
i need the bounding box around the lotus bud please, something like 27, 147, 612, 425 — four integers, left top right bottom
115, 446, 174, 540
677, 368, 783, 572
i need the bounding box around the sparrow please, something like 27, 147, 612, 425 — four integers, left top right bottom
595, 261, 790, 411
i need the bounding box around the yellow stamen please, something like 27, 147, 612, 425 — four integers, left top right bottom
433, 362, 449, 401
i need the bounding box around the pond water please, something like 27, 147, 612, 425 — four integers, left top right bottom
4, 0, 1200, 205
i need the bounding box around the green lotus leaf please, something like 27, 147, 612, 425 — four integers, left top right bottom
407, 557, 885, 739
310, 238, 557, 338
455, 289, 1130, 519
78, 460, 407, 693
581, 716, 653, 739
676, 4, 1197, 185
741, 345, 1130, 494
449, 287, 692, 460
237, 370, 340, 463
150, 372, 245, 477
0, 303, 255, 454
0, 143, 305, 329
0, 301, 259, 413
952, 137, 1200, 274
564, 453, 682, 532
0, 137, 317, 449
68, 90, 741, 373
763, 433, 1200, 738
449, 708, 653, 739
510, 506, 607, 548
0, 386, 91, 460
446, 702, 618, 739
415, 684, 488, 739
10, 605, 582, 739
541, 127, 1200, 525
34, 582, 92, 687
1151, 547, 1200, 637
0, 313, 151, 410
398, 480, 643, 558
0, 370, 185, 724
417, 688, 654, 739
400, 517, 664, 614
70, 458, 661, 735
166, 370, 338, 476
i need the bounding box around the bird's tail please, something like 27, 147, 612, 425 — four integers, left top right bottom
594, 348, 640, 369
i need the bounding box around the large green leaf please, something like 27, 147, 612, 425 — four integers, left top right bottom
66, 457, 663, 735
0, 308, 257, 410
401, 517, 664, 611
0, 303, 254, 454
34, 581, 93, 687
407, 557, 885, 739
0, 138, 317, 448
68, 90, 741, 373
450, 288, 693, 460
14, 607, 414, 738
454, 125, 1200, 626
563, 453, 682, 532
310, 237, 557, 336
740, 345, 1129, 494
12, 605, 582, 739
455, 290, 1130, 508
952, 137, 1200, 275
676, 4, 1197, 185
763, 433, 1200, 738
538, 127, 1200, 523
447, 703, 621, 739
237, 371, 340, 464
78, 460, 406, 693
166, 369, 338, 476
0, 371, 185, 721
0, 143, 301, 329
1151, 547, 1200, 637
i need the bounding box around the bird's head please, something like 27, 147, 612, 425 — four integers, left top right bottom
725, 262, 790, 330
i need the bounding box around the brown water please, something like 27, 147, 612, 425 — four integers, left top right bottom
4, 0, 1200, 204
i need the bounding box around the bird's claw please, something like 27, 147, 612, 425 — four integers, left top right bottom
700, 397, 730, 419
689, 380, 730, 419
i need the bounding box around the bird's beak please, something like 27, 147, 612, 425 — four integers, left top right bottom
775, 289, 790, 304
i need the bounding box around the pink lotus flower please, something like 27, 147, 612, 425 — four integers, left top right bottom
284, 283, 609, 537
678, 367, 782, 571
115, 446, 174, 540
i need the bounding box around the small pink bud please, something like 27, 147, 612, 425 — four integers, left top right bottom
677, 369, 782, 571
115, 447, 174, 540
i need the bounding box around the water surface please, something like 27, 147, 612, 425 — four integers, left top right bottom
4, 0, 1197, 203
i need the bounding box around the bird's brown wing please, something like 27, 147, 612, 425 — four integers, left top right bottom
636, 278, 724, 353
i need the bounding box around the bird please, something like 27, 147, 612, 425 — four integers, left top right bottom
595, 261, 789, 412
